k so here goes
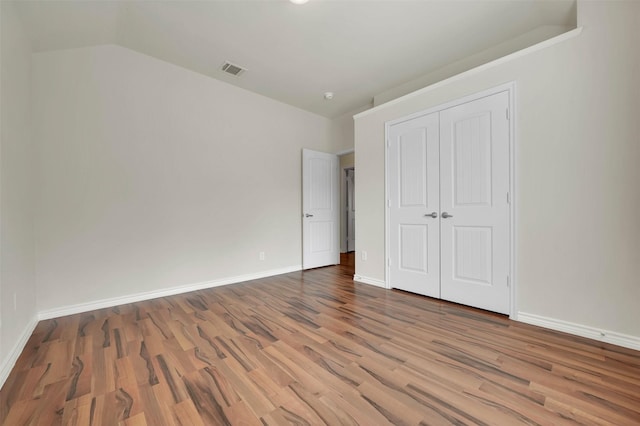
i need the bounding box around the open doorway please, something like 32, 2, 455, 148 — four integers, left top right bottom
339, 152, 355, 254
345, 168, 355, 252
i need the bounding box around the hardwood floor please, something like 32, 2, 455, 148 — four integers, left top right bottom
2, 253, 639, 425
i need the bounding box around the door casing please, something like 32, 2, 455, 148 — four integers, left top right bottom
384, 82, 517, 318
345, 167, 356, 253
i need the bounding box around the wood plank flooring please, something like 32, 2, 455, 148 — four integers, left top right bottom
2, 253, 639, 425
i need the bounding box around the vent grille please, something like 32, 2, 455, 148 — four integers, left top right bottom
221, 61, 246, 77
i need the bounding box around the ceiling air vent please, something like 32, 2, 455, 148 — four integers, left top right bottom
221, 61, 247, 77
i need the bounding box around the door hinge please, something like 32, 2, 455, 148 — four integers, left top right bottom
387, 258, 391, 267
506, 109, 510, 120
387, 199, 391, 208
507, 275, 510, 288
387, 138, 391, 148
506, 192, 510, 204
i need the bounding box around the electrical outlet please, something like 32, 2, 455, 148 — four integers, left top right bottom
361, 251, 367, 261
259, 251, 265, 261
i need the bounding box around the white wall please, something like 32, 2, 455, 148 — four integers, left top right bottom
33, 45, 333, 314
354, 1, 640, 340
330, 104, 370, 154
0, 1, 38, 382
373, 25, 574, 106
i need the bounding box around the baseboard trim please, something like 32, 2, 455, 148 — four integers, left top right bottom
0, 315, 39, 388
353, 275, 387, 288
38, 265, 302, 320
518, 312, 640, 351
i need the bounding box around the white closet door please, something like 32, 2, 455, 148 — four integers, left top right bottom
388, 113, 440, 298
439, 92, 510, 314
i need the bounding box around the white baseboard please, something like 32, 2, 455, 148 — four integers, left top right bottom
517, 312, 640, 351
38, 265, 301, 320
353, 274, 387, 289
0, 315, 38, 388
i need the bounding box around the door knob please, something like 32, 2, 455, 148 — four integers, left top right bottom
424, 212, 438, 218
441, 212, 453, 219
305, 213, 314, 218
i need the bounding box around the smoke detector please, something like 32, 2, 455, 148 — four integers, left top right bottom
221, 61, 247, 77
324, 92, 334, 100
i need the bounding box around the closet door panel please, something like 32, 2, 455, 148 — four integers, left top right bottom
440, 92, 510, 314
388, 113, 440, 297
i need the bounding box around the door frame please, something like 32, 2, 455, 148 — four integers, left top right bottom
338, 149, 355, 253
384, 82, 517, 318
343, 166, 355, 252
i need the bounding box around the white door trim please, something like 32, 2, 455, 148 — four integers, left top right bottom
344, 167, 356, 253
340, 165, 355, 253
340, 165, 350, 253
384, 82, 517, 319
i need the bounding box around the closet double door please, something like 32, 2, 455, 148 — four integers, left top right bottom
388, 91, 510, 315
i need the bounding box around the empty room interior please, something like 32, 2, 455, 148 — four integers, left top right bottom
1, 0, 639, 424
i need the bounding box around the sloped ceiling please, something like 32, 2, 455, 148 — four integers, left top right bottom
14, 0, 576, 117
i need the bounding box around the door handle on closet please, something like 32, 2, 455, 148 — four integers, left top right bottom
305, 213, 314, 218
424, 212, 438, 218
441, 212, 453, 219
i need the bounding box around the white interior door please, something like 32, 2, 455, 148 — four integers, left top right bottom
439, 92, 510, 314
388, 112, 441, 298
302, 149, 339, 269
346, 168, 356, 252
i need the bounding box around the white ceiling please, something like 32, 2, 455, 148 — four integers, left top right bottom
14, 0, 576, 118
